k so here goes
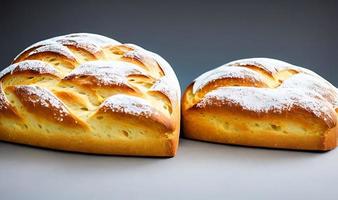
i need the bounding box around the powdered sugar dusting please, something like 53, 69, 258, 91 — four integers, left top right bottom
18, 85, 70, 122
0, 85, 9, 110
64, 61, 149, 86
193, 58, 337, 126
280, 73, 337, 104
56, 33, 120, 54
293, 65, 334, 83
14, 40, 58, 61
150, 76, 177, 104
0, 60, 60, 79
123, 44, 181, 106
65, 33, 120, 46
123, 50, 143, 60
123, 49, 161, 72
57, 39, 100, 54
192, 66, 265, 94
197, 86, 335, 126
227, 58, 294, 74
28, 43, 77, 61
151, 53, 181, 100
14, 33, 121, 60
100, 94, 154, 118
7, 33, 180, 124
335, 92, 338, 109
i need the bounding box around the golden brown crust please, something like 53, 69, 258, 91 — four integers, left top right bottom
182, 58, 338, 151
10, 85, 88, 129
0, 33, 180, 156
0, 85, 20, 119
0, 128, 179, 156
96, 95, 175, 133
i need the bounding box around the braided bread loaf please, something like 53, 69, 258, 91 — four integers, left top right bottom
0, 33, 180, 156
182, 58, 338, 151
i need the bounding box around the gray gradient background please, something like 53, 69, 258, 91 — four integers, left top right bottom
0, 1, 338, 200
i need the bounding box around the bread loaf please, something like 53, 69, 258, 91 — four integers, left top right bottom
182, 58, 337, 151
0, 33, 181, 156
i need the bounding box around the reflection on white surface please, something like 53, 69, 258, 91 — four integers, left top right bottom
0, 139, 337, 200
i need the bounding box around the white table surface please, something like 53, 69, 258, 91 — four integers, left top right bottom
1, 138, 337, 200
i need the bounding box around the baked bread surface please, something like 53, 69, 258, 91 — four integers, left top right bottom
182, 58, 337, 151
0, 33, 180, 156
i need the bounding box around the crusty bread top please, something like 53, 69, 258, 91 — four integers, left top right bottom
0, 33, 180, 133
184, 58, 337, 128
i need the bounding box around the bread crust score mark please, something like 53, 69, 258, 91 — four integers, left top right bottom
0, 33, 180, 156
182, 58, 337, 151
